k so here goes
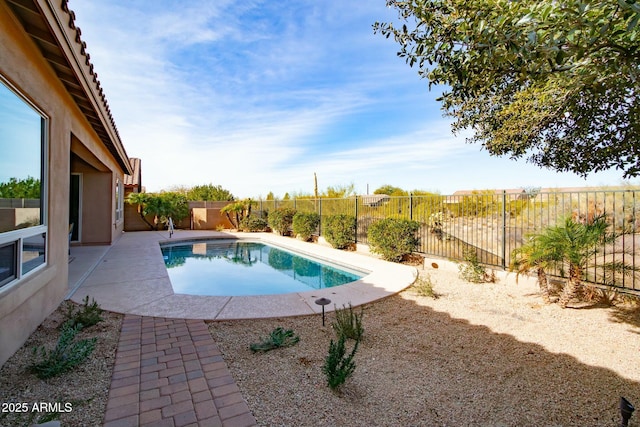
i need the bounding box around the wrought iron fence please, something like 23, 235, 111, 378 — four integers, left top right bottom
255, 189, 640, 294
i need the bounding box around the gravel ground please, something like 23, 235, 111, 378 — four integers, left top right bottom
209, 264, 640, 427
1, 262, 639, 427
0, 301, 122, 427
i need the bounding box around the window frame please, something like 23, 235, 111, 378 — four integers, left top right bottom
115, 178, 123, 222
0, 77, 48, 291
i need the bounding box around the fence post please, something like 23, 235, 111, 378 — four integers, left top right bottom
409, 193, 413, 220
354, 196, 359, 244
502, 190, 507, 269
294, 197, 297, 210
318, 198, 322, 236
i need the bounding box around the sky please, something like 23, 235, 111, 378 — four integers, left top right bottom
67, 0, 633, 199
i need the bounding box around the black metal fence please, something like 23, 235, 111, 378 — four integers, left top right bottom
255, 189, 640, 294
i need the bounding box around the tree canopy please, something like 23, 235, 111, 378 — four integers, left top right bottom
374, 0, 640, 177
126, 192, 189, 230
0, 177, 41, 198
374, 185, 408, 196
185, 184, 234, 201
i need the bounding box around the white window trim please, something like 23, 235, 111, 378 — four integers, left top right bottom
115, 178, 123, 222
0, 77, 48, 291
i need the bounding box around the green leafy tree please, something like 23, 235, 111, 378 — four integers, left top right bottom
126, 192, 189, 230
323, 183, 356, 198
374, 185, 408, 196
186, 184, 234, 201
0, 176, 41, 198
375, 1, 640, 177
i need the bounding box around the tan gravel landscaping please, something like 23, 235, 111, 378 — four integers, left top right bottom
209, 263, 640, 427
0, 301, 122, 427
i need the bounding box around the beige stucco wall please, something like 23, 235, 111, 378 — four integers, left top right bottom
192, 207, 233, 230
0, 2, 127, 366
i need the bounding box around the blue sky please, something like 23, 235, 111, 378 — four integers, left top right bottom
67, 0, 632, 198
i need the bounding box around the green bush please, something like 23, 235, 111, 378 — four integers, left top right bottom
323, 214, 356, 249
63, 296, 103, 329
239, 215, 269, 232
323, 335, 358, 391
332, 303, 364, 341
367, 218, 420, 262
250, 327, 300, 353
292, 212, 320, 241
268, 207, 296, 235
458, 249, 496, 283
29, 323, 96, 379
411, 274, 437, 298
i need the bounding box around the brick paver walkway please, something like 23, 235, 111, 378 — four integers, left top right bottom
103, 315, 257, 427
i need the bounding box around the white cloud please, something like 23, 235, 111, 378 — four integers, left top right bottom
68, 0, 628, 200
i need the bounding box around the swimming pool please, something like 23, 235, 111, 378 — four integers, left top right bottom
161, 240, 366, 296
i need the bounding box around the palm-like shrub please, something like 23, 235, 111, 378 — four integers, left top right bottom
511, 234, 562, 304
221, 199, 255, 229
516, 215, 636, 308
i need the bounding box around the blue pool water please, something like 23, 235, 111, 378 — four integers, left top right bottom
160, 240, 366, 296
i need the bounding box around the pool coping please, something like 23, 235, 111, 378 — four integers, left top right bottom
69, 230, 418, 320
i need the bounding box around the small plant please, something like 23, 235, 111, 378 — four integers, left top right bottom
411, 274, 437, 298
292, 212, 320, 241
427, 211, 446, 240
29, 323, 97, 379
63, 296, 103, 329
250, 327, 300, 353
367, 218, 420, 262
332, 303, 364, 341
458, 249, 496, 283
323, 214, 356, 249
239, 215, 269, 232
323, 335, 358, 391
268, 208, 296, 235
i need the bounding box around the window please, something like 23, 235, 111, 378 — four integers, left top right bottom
115, 178, 123, 221
0, 78, 47, 290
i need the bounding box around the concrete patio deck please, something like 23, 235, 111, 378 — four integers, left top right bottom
68, 230, 418, 319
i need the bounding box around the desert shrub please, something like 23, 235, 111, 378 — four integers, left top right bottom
292, 212, 320, 241
268, 207, 296, 235
239, 215, 269, 232
411, 274, 437, 298
458, 249, 496, 283
250, 327, 300, 353
323, 214, 356, 249
367, 218, 420, 262
323, 335, 358, 391
63, 296, 103, 329
29, 323, 96, 379
332, 303, 364, 341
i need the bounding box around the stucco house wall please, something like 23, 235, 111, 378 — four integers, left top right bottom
0, 0, 132, 366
